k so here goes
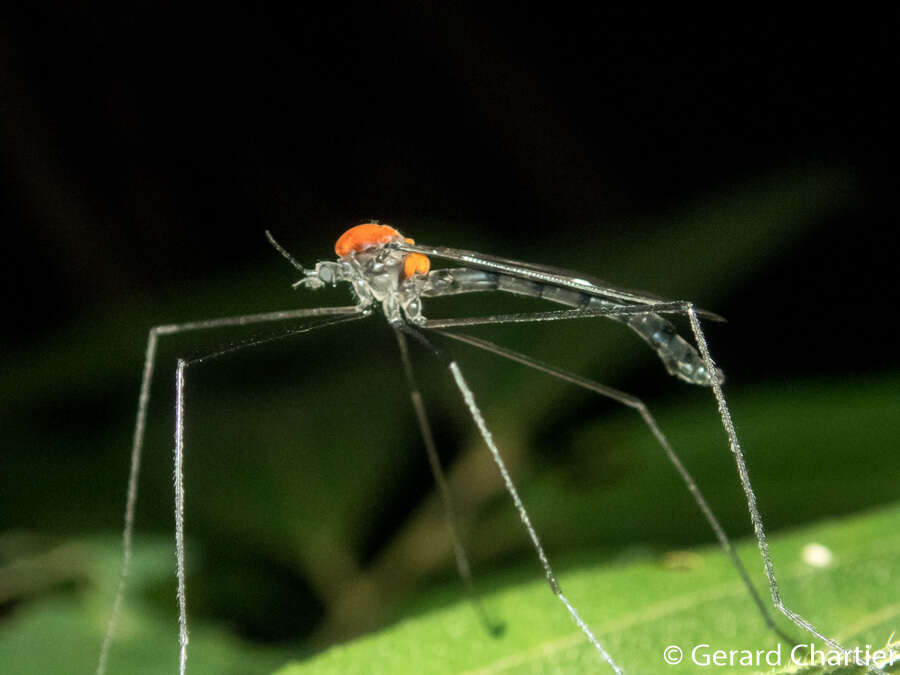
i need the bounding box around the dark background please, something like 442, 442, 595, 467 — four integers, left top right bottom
1, 6, 897, 673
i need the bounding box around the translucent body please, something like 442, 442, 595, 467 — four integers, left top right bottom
305, 226, 720, 385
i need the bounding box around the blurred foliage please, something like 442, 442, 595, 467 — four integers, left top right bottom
2, 170, 899, 673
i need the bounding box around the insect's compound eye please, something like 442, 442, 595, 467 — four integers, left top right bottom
319, 265, 336, 284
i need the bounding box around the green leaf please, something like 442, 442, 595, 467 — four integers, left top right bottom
274, 503, 900, 675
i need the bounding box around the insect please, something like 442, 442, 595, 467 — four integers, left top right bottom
96, 223, 882, 674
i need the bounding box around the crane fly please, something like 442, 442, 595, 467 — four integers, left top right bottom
96, 222, 881, 674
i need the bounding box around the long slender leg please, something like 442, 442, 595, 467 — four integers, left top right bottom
423, 303, 881, 672
174, 360, 188, 674
684, 307, 885, 674
433, 329, 795, 645
173, 314, 364, 675
399, 325, 624, 674
96, 305, 363, 675
392, 327, 502, 636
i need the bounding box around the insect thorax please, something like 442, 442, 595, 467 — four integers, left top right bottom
301, 245, 427, 324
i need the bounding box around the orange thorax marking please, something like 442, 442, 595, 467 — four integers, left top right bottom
334, 224, 430, 279
403, 252, 430, 278
334, 223, 402, 257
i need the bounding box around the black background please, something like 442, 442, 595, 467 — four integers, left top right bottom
3, 7, 895, 366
